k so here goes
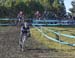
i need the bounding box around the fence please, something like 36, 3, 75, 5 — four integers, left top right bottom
0, 18, 16, 26
32, 20, 75, 26
0, 18, 75, 26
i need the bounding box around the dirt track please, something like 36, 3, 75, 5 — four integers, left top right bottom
0, 26, 75, 58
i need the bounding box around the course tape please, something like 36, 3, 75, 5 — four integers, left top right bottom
0, 24, 16, 26
0, 18, 16, 20
44, 28, 75, 39
34, 26, 75, 46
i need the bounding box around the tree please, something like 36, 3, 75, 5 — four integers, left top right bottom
52, 0, 61, 17
70, 0, 75, 19
52, 0, 66, 18
59, 2, 66, 18
0, 0, 66, 18
48, 0, 54, 10
28, 1, 44, 15
0, 6, 8, 17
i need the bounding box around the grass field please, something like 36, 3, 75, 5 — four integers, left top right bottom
31, 26, 75, 54
0, 26, 75, 58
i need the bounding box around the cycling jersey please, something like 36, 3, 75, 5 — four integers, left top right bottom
21, 22, 30, 34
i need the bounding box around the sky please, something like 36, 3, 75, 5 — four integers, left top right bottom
64, 0, 72, 12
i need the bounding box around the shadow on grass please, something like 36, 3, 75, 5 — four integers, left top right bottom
26, 48, 59, 52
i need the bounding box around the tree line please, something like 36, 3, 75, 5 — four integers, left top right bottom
0, 0, 66, 18
69, 0, 75, 19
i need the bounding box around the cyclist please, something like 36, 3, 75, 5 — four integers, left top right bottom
20, 21, 30, 51
34, 11, 41, 20
17, 11, 24, 25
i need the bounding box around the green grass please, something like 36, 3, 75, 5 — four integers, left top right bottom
47, 27, 75, 35
30, 27, 75, 55
44, 27, 75, 44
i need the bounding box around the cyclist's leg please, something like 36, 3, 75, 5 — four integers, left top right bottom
19, 31, 23, 49
22, 34, 27, 44
21, 34, 27, 51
